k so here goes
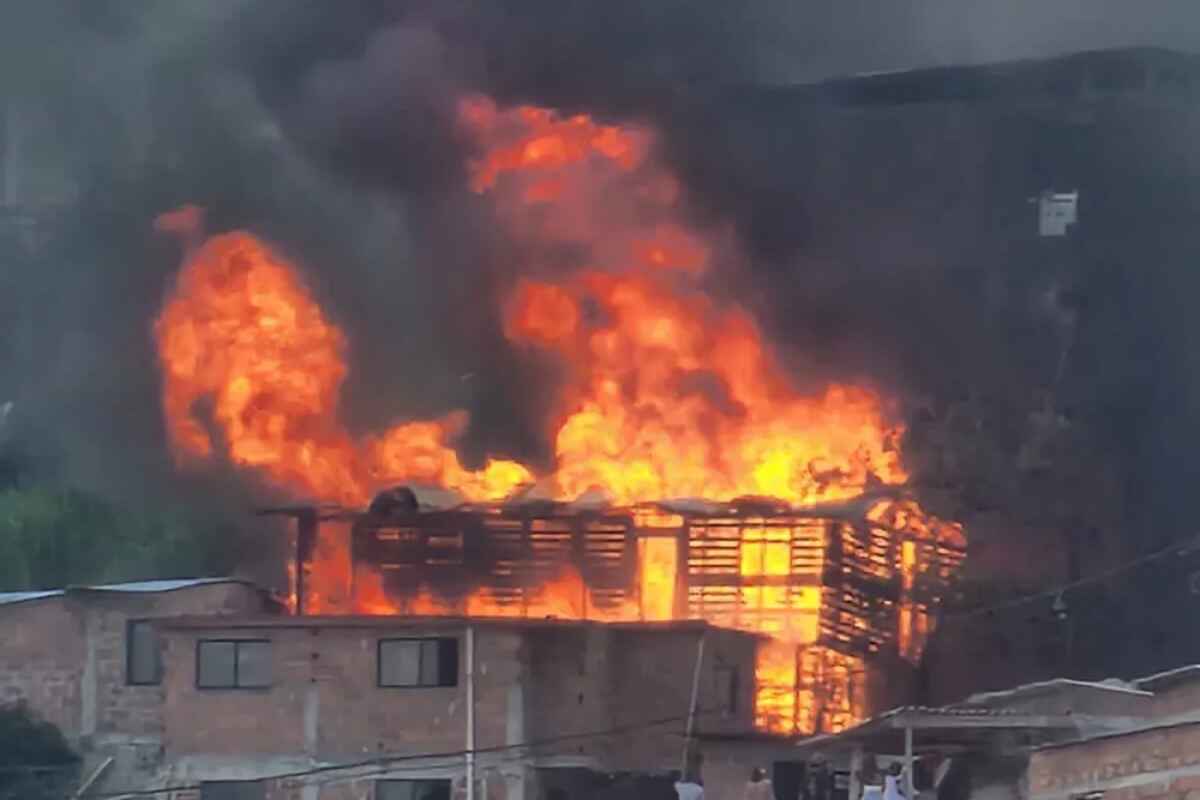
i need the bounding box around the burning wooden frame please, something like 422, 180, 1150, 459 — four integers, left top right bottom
263, 489, 963, 736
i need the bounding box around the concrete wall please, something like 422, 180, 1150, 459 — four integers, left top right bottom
1028, 722, 1200, 800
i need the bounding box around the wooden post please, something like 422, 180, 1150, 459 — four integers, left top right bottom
295, 509, 317, 616
467, 625, 477, 800
680, 630, 707, 777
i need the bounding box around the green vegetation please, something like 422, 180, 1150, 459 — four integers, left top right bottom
0, 485, 263, 591
0, 702, 78, 800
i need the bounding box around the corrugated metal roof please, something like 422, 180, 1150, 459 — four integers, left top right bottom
74, 577, 247, 594
880, 705, 1028, 719
0, 590, 64, 606
963, 677, 1150, 706
1134, 664, 1200, 692
793, 704, 1076, 753
0, 577, 254, 607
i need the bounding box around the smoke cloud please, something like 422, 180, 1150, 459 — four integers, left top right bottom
3, 0, 1200, 561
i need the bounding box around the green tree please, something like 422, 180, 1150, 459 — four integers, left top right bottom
0, 702, 79, 800
0, 485, 267, 591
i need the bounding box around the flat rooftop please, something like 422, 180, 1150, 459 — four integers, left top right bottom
157, 613, 770, 637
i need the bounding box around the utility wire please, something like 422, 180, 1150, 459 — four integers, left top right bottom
74, 704, 728, 799
942, 531, 1200, 621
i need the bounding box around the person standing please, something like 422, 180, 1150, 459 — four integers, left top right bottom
744, 768, 777, 800
882, 763, 906, 800
859, 757, 884, 800
675, 772, 704, 800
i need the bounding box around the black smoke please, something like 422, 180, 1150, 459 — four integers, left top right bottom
3, 0, 1200, 570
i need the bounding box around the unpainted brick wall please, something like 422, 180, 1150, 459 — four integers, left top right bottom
160, 623, 523, 762
157, 620, 758, 796
1029, 723, 1200, 800
0, 596, 86, 739
606, 626, 757, 771
93, 583, 269, 740
1152, 679, 1200, 720
0, 582, 271, 751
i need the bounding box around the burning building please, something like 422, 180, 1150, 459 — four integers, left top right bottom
267, 488, 963, 738
152, 94, 966, 742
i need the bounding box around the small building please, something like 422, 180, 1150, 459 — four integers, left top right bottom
151, 615, 767, 800
792, 677, 1162, 800
1029, 666, 1200, 800
0, 578, 279, 788
1, 585, 800, 800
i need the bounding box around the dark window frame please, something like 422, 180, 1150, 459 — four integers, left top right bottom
376, 778, 452, 800
377, 637, 459, 688
195, 639, 272, 690
125, 619, 162, 686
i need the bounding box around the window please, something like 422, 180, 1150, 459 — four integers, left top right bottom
126, 620, 161, 685
196, 640, 271, 689
200, 781, 265, 800
714, 664, 739, 714
377, 779, 451, 800
378, 638, 458, 687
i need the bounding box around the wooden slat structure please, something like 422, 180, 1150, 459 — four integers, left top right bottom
333, 495, 965, 662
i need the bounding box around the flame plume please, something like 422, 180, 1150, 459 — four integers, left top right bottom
154, 234, 531, 506
154, 95, 964, 737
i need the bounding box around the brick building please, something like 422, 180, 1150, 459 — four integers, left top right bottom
0, 578, 278, 790
781, 665, 1200, 800
1029, 667, 1200, 800
1, 579, 797, 800
151, 615, 768, 800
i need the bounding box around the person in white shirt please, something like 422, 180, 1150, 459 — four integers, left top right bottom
858, 756, 883, 800
675, 773, 704, 800
882, 764, 905, 800
742, 767, 779, 800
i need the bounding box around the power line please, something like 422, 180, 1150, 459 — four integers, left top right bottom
76, 705, 726, 799
943, 531, 1200, 621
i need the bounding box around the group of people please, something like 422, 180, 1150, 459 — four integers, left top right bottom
674, 767, 776, 800
675, 761, 908, 800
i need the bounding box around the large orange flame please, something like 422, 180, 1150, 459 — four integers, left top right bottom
460, 96, 907, 507
154, 234, 531, 506
153, 95, 963, 738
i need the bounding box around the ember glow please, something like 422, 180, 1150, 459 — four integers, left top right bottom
154, 95, 964, 737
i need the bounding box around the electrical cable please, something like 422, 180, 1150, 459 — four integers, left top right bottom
941, 531, 1200, 621
73, 704, 729, 799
